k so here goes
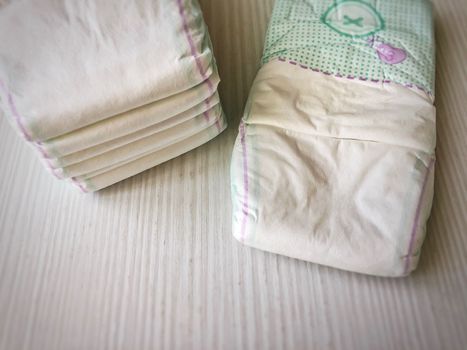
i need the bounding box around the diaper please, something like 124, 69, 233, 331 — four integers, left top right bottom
0, 0, 226, 191
78, 110, 227, 192
41, 74, 220, 158
0, 0, 214, 141
231, 0, 436, 277
47, 93, 220, 168
53, 104, 223, 178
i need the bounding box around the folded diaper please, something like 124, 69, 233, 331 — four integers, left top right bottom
0, 0, 226, 191
72, 106, 224, 182
231, 0, 435, 277
77, 110, 227, 192
54, 104, 223, 179
0, 0, 213, 141
48, 93, 220, 167
42, 74, 220, 158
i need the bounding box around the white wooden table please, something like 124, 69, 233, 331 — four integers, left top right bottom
1, 0, 466, 349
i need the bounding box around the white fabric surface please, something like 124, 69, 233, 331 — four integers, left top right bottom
77, 111, 227, 192
0, 0, 213, 141
42, 74, 220, 158
54, 104, 223, 179
48, 93, 220, 167
231, 60, 436, 277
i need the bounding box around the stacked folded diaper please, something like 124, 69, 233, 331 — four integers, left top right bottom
0, 0, 226, 192
231, 0, 436, 277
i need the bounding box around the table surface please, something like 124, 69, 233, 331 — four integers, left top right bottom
1, 1, 466, 349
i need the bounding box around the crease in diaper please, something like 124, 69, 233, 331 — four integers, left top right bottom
61, 105, 223, 180
275, 57, 433, 97
251, 119, 431, 155
262, 24, 298, 64
176, 0, 221, 132
176, 0, 209, 85
403, 157, 435, 275
239, 121, 249, 242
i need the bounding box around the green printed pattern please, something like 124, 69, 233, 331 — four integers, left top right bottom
262, 0, 435, 93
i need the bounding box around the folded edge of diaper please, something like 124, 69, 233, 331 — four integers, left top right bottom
77, 108, 227, 192
48, 93, 221, 168
54, 104, 223, 179
230, 60, 436, 277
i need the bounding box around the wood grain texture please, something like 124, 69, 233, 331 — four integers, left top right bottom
0, 0, 466, 349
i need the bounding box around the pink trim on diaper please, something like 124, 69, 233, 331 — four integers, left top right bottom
71, 177, 89, 193
0, 80, 34, 142
0, 79, 53, 164
404, 158, 435, 275
239, 121, 249, 242
176, 0, 222, 132
0, 79, 87, 193
276, 57, 433, 96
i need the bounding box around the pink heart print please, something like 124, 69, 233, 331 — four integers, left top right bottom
375, 43, 407, 64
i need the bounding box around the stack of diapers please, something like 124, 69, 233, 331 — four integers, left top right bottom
0, 0, 226, 192
231, 0, 436, 277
